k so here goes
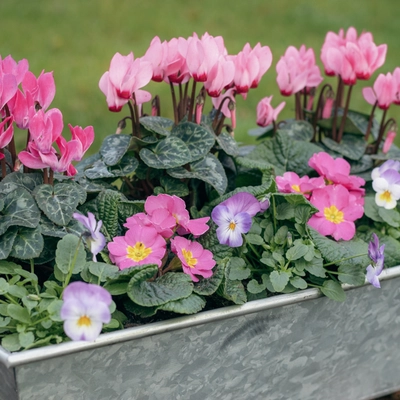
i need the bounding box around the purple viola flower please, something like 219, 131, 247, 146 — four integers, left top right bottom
73, 212, 106, 261
211, 192, 261, 247
366, 233, 385, 288
60, 282, 112, 341
371, 159, 400, 180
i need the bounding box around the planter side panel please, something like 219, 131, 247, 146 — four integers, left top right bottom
0, 362, 17, 400
13, 278, 400, 400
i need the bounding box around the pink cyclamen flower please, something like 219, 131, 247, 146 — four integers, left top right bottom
276, 172, 325, 198
60, 282, 112, 341
276, 45, 323, 96
0, 116, 14, 159
211, 192, 261, 247
171, 236, 216, 282
308, 184, 364, 241
22, 70, 56, 110
362, 72, 397, 110
256, 96, 285, 127
308, 152, 365, 197
107, 225, 166, 270
204, 55, 235, 97
73, 212, 106, 261
383, 130, 396, 154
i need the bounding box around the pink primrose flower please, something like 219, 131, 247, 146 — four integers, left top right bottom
308, 152, 365, 197
171, 236, 215, 282
276, 172, 325, 198
256, 96, 285, 127
307, 184, 364, 241
144, 194, 210, 237
107, 225, 166, 270
60, 282, 111, 342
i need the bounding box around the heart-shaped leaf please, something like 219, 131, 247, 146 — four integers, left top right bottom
100, 134, 132, 166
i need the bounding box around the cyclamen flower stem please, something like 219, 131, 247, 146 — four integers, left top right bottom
127, 100, 137, 136
188, 80, 197, 122
332, 77, 344, 141
364, 101, 378, 141
295, 92, 303, 120
312, 84, 333, 138
131, 93, 141, 138
337, 84, 354, 143
0, 156, 6, 179
373, 109, 389, 153
170, 82, 179, 125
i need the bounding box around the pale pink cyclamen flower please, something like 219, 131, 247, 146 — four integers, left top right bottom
21, 70, 56, 110
276, 45, 323, 96
143, 36, 168, 82
99, 52, 153, 112
163, 37, 191, 85
383, 130, 396, 154
256, 96, 285, 127
186, 33, 227, 82
275, 172, 325, 199
231, 42, 272, 95
9, 89, 36, 129
107, 225, 166, 270
60, 282, 112, 342
308, 184, 364, 241
362, 72, 397, 110
171, 236, 216, 282
0, 116, 14, 160
204, 55, 235, 97
1, 55, 29, 85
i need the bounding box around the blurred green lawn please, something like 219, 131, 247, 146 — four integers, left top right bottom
2, 0, 400, 153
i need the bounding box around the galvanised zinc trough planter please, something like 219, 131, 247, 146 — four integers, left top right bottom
1, 266, 400, 400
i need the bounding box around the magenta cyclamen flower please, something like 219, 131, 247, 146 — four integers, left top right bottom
366, 233, 385, 288
211, 192, 261, 247
256, 96, 285, 127
171, 237, 216, 282
73, 212, 106, 261
60, 282, 112, 341
107, 225, 166, 270
307, 184, 364, 241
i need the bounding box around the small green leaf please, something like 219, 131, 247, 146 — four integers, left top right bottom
290, 276, 308, 289
320, 280, 346, 302
47, 299, 63, 321
270, 270, 291, 292
286, 243, 309, 261
337, 264, 366, 286
55, 234, 86, 275
247, 274, 269, 294
87, 262, 119, 282
19, 331, 35, 348
227, 257, 251, 280
245, 233, 264, 245
0, 278, 9, 295
1, 333, 21, 352
7, 304, 31, 324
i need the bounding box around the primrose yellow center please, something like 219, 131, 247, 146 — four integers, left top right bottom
182, 249, 197, 268
77, 315, 92, 327
324, 205, 344, 224
291, 184, 301, 192
229, 221, 236, 230
127, 242, 152, 262
379, 190, 392, 202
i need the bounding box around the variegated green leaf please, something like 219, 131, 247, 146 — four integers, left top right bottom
140, 116, 174, 136
139, 136, 192, 169
168, 154, 228, 195
100, 134, 132, 166
0, 227, 18, 260
0, 188, 41, 235
9, 226, 44, 259
33, 183, 82, 226
0, 171, 43, 194
171, 121, 215, 161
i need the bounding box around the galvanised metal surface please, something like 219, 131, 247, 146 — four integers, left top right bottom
1, 267, 400, 400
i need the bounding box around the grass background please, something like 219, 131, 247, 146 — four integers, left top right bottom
2, 0, 400, 152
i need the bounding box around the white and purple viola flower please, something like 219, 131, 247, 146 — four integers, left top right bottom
211, 192, 262, 247
366, 233, 385, 288
73, 212, 106, 261
60, 282, 112, 341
